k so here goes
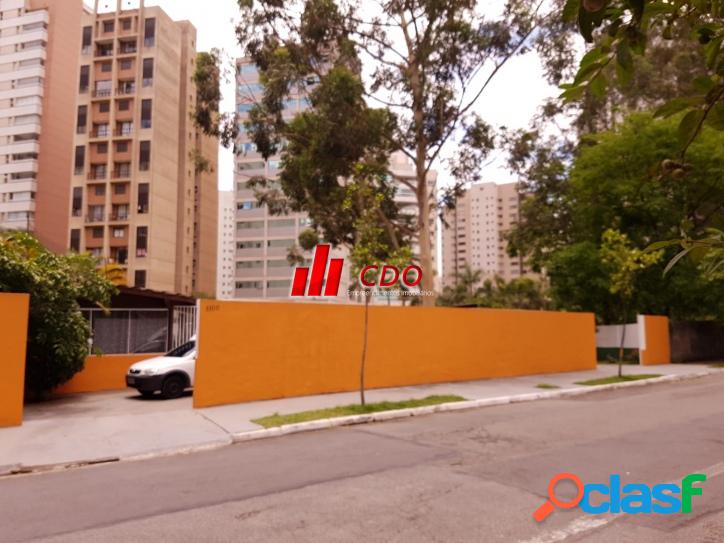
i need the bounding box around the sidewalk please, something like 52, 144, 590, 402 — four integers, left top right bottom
0, 364, 719, 473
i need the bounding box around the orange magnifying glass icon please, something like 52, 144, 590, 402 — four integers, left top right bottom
533, 473, 584, 522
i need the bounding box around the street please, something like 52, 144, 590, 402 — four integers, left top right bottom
2, 374, 723, 542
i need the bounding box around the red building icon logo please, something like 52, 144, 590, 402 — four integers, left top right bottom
291, 245, 344, 297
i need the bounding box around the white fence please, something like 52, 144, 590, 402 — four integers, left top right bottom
172, 305, 197, 348
596, 315, 647, 362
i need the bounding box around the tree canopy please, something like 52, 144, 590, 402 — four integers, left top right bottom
0, 233, 116, 396
509, 113, 724, 322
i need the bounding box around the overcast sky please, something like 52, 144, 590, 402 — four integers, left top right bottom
93, 1, 563, 191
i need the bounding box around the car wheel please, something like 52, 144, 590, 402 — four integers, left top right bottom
140, 391, 155, 398
161, 375, 185, 399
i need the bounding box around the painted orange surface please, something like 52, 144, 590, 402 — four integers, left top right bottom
193, 300, 597, 408
640, 315, 671, 365
0, 293, 30, 427
55, 354, 162, 395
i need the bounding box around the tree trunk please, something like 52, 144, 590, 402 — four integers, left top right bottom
416, 149, 435, 306
359, 290, 370, 406
618, 302, 628, 378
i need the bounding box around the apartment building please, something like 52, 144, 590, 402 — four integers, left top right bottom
216, 189, 234, 299
442, 181, 529, 285
0, 0, 85, 251
68, 0, 218, 296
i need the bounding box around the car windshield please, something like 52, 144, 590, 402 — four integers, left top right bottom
165, 341, 195, 357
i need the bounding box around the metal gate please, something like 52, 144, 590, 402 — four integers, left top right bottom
172, 305, 197, 348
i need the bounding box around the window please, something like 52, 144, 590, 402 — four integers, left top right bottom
134, 270, 146, 288
92, 226, 104, 239
99, 101, 110, 113
81, 26, 92, 52
94, 184, 106, 196
103, 20, 114, 33
76, 105, 87, 134
70, 229, 81, 252
236, 260, 264, 269
268, 239, 294, 248
142, 58, 153, 86
79, 65, 89, 92
136, 226, 148, 256
116, 141, 128, 153
74, 146, 85, 174
143, 18, 155, 47
236, 201, 257, 210
71, 187, 83, 216
119, 59, 132, 70
97, 142, 108, 154
137, 183, 149, 213
139, 141, 150, 170
236, 221, 263, 230
237, 241, 263, 249
121, 18, 132, 31
118, 99, 130, 111
236, 281, 263, 290
114, 184, 127, 195
268, 219, 295, 229
112, 227, 125, 238
267, 280, 291, 289
101, 62, 112, 73
140, 99, 152, 128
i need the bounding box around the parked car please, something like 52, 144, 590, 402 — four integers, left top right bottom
126, 339, 196, 399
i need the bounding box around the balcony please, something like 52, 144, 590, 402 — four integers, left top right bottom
87, 170, 107, 180
118, 42, 138, 55
85, 213, 105, 223
95, 47, 114, 58
114, 126, 133, 137
116, 83, 136, 96
109, 210, 129, 221
112, 168, 131, 179
92, 88, 113, 99
90, 128, 111, 139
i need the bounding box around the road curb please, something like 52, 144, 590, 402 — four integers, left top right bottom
3, 369, 718, 476
230, 369, 718, 444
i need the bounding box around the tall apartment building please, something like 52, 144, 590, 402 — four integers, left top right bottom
442, 181, 529, 286
216, 189, 234, 299
67, 0, 218, 296
0, 0, 86, 251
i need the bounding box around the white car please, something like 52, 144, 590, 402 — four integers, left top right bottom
126, 339, 196, 399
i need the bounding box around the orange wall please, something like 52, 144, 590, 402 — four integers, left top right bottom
194, 301, 597, 408
0, 294, 30, 427
640, 315, 671, 365
55, 354, 162, 395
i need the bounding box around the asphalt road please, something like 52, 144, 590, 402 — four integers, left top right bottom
2, 374, 724, 542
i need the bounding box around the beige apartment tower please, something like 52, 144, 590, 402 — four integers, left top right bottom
442, 181, 531, 286
0, 0, 86, 251
68, 0, 217, 296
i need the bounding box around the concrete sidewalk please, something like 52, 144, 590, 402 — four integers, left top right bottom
0, 363, 719, 472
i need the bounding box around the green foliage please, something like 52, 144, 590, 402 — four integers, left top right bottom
562, 0, 724, 153
0, 233, 116, 396
193, 50, 237, 147
251, 395, 467, 428
600, 228, 663, 301
437, 265, 551, 310
512, 114, 724, 322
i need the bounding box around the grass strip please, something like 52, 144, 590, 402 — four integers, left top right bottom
252, 394, 466, 428
575, 374, 661, 386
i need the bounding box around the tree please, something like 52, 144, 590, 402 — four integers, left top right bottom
600, 229, 662, 376
235, 0, 577, 304
561, 0, 724, 153
0, 233, 116, 397
513, 114, 724, 321
437, 266, 551, 310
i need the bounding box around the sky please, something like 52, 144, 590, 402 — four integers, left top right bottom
89, 0, 563, 192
